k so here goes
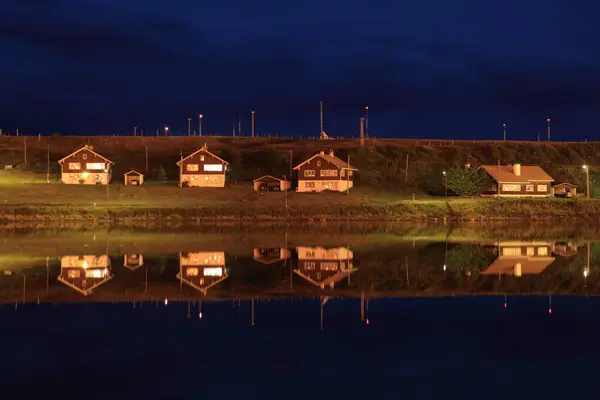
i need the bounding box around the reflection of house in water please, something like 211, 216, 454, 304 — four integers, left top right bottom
294, 246, 357, 289
253, 248, 291, 265
552, 242, 579, 258
58, 255, 113, 295
481, 241, 556, 277
123, 254, 144, 270
177, 252, 229, 295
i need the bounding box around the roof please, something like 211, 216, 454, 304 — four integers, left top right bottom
57, 274, 114, 296
293, 268, 359, 289
124, 170, 144, 176
480, 258, 555, 276
253, 175, 288, 182
479, 165, 554, 183
176, 272, 229, 295
176, 147, 229, 166
552, 182, 577, 188
58, 145, 114, 166
293, 152, 357, 171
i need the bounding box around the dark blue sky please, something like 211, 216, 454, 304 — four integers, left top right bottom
1, 0, 599, 140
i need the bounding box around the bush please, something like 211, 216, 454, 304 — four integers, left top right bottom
156, 165, 168, 181
446, 166, 492, 196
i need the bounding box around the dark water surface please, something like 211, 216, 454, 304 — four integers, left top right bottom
0, 224, 599, 398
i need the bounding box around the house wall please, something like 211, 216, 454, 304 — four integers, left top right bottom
62, 172, 111, 185
59, 267, 111, 292
297, 259, 354, 282
60, 149, 112, 184
297, 179, 353, 193
499, 245, 552, 257
182, 174, 225, 187
491, 181, 553, 196
180, 150, 227, 187
296, 155, 354, 193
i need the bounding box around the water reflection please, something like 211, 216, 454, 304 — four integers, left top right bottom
480, 241, 557, 277
58, 255, 113, 296
124, 254, 144, 270
294, 246, 357, 289
177, 252, 229, 295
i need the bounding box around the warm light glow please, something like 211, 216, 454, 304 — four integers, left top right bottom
164, 298, 168, 306
583, 165, 588, 170
442, 171, 446, 176
443, 264, 447, 271
503, 123, 506, 127
104, 169, 108, 173
199, 312, 203, 319
203, 164, 223, 172
548, 308, 552, 315
165, 126, 169, 131
82, 172, 89, 179
504, 302, 507, 309
199, 114, 203, 119
547, 118, 551, 122
82, 261, 88, 269
365, 106, 369, 110
584, 269, 589, 278
366, 318, 370, 325
204, 267, 223, 277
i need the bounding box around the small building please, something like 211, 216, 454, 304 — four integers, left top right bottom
480, 241, 555, 277
253, 175, 291, 192
294, 246, 358, 289
176, 144, 229, 187
293, 150, 358, 193
58, 145, 114, 185
479, 163, 554, 197
253, 248, 291, 264
552, 182, 577, 197
58, 255, 113, 295
176, 252, 229, 295
123, 254, 144, 270
552, 242, 579, 257
124, 170, 144, 186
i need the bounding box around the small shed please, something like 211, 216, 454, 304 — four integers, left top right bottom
124, 254, 144, 270
124, 170, 144, 186
253, 175, 291, 192
552, 182, 577, 197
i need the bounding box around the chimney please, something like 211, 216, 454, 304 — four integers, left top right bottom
513, 163, 521, 176
328, 149, 334, 157
319, 151, 325, 155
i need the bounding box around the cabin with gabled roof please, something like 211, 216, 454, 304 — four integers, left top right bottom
294, 246, 357, 289
58, 145, 114, 185
124, 170, 144, 186
58, 255, 113, 296
177, 252, 229, 295
293, 150, 357, 193
479, 163, 554, 197
176, 144, 229, 187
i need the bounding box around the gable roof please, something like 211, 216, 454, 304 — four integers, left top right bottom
176, 147, 229, 166
293, 152, 357, 171
552, 182, 577, 188
253, 175, 288, 182
124, 170, 144, 176
176, 272, 229, 295
58, 145, 114, 166
57, 273, 114, 296
480, 258, 555, 276
479, 165, 554, 183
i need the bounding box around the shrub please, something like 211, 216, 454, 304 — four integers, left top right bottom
156, 165, 168, 181
446, 166, 493, 196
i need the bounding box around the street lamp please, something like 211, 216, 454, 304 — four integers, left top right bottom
583, 165, 590, 198
442, 171, 448, 199
546, 118, 551, 141
502, 123, 506, 141
164, 126, 169, 136
365, 106, 369, 138
104, 168, 109, 199
199, 114, 203, 137
251, 110, 256, 138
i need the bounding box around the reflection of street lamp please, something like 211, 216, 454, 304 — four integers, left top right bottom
583, 165, 590, 198
442, 171, 448, 199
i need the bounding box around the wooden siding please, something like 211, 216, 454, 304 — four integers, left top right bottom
61, 149, 111, 174
499, 245, 552, 257
485, 181, 552, 196
296, 155, 354, 182
180, 151, 226, 176
297, 259, 353, 281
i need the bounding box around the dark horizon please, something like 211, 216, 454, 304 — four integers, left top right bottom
2, 1, 600, 140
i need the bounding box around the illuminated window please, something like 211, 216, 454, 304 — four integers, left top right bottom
537, 184, 547, 192
204, 164, 223, 172
67, 270, 80, 278
538, 247, 548, 256
304, 170, 316, 177
305, 182, 315, 188
316, 272, 321, 280
82, 153, 87, 160
526, 247, 535, 256
186, 164, 199, 172
86, 162, 106, 170
526, 184, 534, 192
186, 268, 199, 276
86, 269, 107, 278
320, 169, 338, 177
321, 262, 338, 271
341, 170, 346, 177
204, 176, 222, 182
317, 161, 321, 167
349, 171, 353, 176
502, 247, 522, 256
323, 182, 338, 190
200, 155, 205, 161
305, 250, 315, 257
304, 262, 316, 270
502, 184, 520, 192
204, 267, 223, 277
68, 163, 81, 170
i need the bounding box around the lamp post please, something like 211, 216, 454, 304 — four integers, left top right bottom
365, 106, 369, 138
283, 174, 288, 208
187, 118, 191, 136
442, 170, 447, 199
104, 169, 109, 200
502, 123, 506, 141
546, 118, 551, 141
251, 110, 255, 138
164, 126, 169, 136
199, 114, 203, 137
583, 164, 590, 198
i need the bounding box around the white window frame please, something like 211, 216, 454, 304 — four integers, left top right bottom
203, 164, 223, 172
537, 184, 548, 192
502, 247, 522, 256
538, 247, 548, 256
320, 169, 338, 177
502, 184, 521, 192
68, 163, 81, 170
85, 162, 106, 170
204, 267, 223, 277
304, 169, 316, 177
186, 164, 199, 172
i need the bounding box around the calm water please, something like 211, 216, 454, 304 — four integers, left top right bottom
1, 224, 599, 398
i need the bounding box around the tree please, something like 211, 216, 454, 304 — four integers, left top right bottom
446, 166, 492, 196
156, 165, 168, 181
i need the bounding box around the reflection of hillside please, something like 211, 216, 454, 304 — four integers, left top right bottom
58, 255, 113, 295
294, 247, 357, 289
177, 252, 229, 295
253, 248, 291, 265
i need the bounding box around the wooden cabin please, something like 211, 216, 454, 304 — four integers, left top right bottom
253, 248, 291, 264
58, 255, 113, 295
176, 144, 229, 187
479, 164, 554, 197
293, 150, 358, 193
294, 246, 357, 289
176, 252, 229, 295
123, 254, 144, 270
552, 182, 577, 197
124, 170, 144, 186
480, 241, 555, 277
58, 145, 114, 185
253, 175, 291, 192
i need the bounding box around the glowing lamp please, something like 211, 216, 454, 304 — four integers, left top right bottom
82, 172, 89, 179
199, 114, 203, 119
164, 298, 168, 306
82, 261, 88, 269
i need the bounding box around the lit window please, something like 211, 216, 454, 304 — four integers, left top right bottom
306, 251, 315, 257
304, 262, 316, 270
526, 184, 534, 192
304, 170, 316, 177
317, 161, 321, 167
349, 171, 353, 176
204, 164, 223, 172
538, 247, 548, 256
526, 247, 535, 256
305, 182, 315, 188
67, 270, 80, 278
502, 184, 521, 192
68, 163, 81, 170
186, 164, 199, 172
86, 162, 106, 170
186, 268, 199, 276
537, 185, 547, 192
502, 247, 522, 256
86, 269, 107, 278
82, 153, 87, 160
204, 267, 223, 277
200, 155, 205, 161
320, 170, 338, 177
341, 170, 346, 177
321, 262, 338, 271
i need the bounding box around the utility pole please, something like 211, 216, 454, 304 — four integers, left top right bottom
199, 114, 203, 137
164, 126, 169, 136
365, 106, 369, 138
405, 153, 409, 183
187, 118, 191, 136
547, 118, 551, 141
251, 110, 255, 138
346, 154, 351, 195
23, 136, 27, 164
238, 115, 242, 137
502, 123, 506, 141
134, 126, 137, 137
319, 101, 324, 139
359, 117, 365, 147
46, 144, 50, 183
289, 150, 293, 177
232, 122, 236, 137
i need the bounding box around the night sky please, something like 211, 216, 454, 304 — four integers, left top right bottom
1, 0, 598, 140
